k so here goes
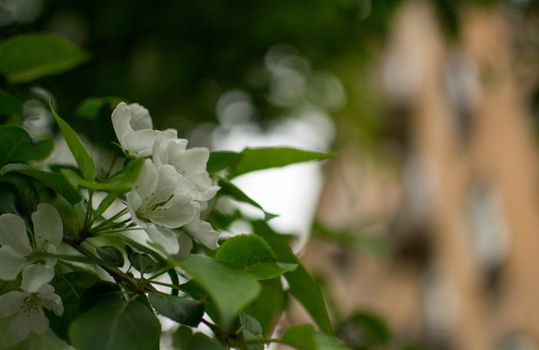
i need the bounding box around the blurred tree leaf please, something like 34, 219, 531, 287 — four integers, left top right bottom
335, 311, 391, 349
1, 164, 82, 204
0, 125, 53, 167
217, 178, 277, 220
282, 324, 350, 350
0, 33, 87, 84
0, 91, 23, 115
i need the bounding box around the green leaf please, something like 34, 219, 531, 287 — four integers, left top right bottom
245, 278, 287, 337
47, 271, 112, 339
215, 234, 276, 268
208, 147, 334, 178
282, 325, 350, 350
245, 261, 297, 280
218, 179, 277, 220
51, 104, 96, 180
94, 192, 120, 218
282, 325, 317, 350
207, 151, 240, 173
96, 246, 124, 267
0, 33, 87, 84
174, 255, 261, 330
69, 297, 160, 350
148, 292, 203, 327
61, 158, 144, 192
252, 220, 333, 334
1, 164, 82, 204
238, 313, 264, 350
0, 125, 53, 167
173, 326, 227, 350
335, 311, 390, 348
215, 234, 295, 280
126, 245, 162, 273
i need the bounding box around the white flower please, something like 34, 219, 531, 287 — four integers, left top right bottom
111, 102, 177, 157
0, 284, 63, 342
184, 218, 220, 250
0, 203, 62, 292
153, 136, 219, 202
127, 159, 200, 254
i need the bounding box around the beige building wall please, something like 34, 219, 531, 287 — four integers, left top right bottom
299, 1, 539, 349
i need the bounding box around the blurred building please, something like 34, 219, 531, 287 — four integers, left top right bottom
299, 1, 539, 349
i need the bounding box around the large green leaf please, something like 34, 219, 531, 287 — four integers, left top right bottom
0, 125, 53, 167
245, 278, 287, 337
218, 179, 277, 220
215, 234, 276, 268
51, 105, 96, 180
69, 297, 161, 350
148, 292, 203, 327
0, 33, 87, 84
1, 164, 81, 204
251, 221, 333, 334
48, 271, 115, 339
208, 147, 334, 178
215, 234, 295, 280
175, 255, 261, 330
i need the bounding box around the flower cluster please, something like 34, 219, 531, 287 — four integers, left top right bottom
112, 102, 220, 255
0, 204, 64, 342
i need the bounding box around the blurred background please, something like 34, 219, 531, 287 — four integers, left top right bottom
2, 0, 539, 348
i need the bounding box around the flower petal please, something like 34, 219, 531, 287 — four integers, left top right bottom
185, 220, 220, 250
39, 285, 64, 316
154, 193, 199, 228
152, 137, 189, 166
124, 129, 176, 158
10, 308, 48, 342
152, 164, 182, 203
0, 213, 31, 255
111, 102, 132, 147
176, 231, 193, 259
0, 246, 27, 280
21, 265, 54, 293
134, 159, 159, 200
0, 291, 25, 318
127, 103, 153, 130
169, 147, 209, 177
32, 203, 63, 249
187, 172, 220, 201
145, 224, 179, 254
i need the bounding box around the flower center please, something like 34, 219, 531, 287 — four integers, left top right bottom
137, 194, 174, 222
21, 294, 42, 315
